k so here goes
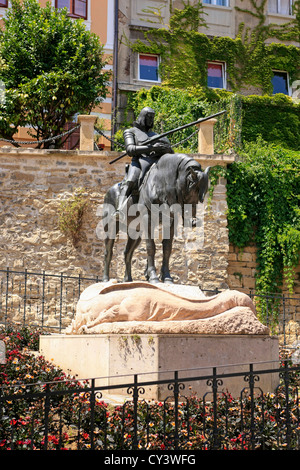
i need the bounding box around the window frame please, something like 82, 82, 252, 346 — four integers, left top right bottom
55, 0, 88, 20
207, 61, 227, 90
268, 0, 294, 15
0, 0, 8, 7
272, 69, 291, 96
138, 53, 161, 83
203, 0, 230, 7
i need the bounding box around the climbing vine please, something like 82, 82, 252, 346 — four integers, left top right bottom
226, 140, 300, 295
119, 85, 299, 153
129, 0, 300, 94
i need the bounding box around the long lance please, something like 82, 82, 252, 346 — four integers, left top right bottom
109, 110, 226, 164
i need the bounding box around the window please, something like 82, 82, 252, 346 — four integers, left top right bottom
203, 0, 229, 6
268, 0, 294, 15
0, 1, 8, 7
272, 71, 290, 95
138, 54, 160, 82
55, 0, 87, 19
207, 62, 226, 89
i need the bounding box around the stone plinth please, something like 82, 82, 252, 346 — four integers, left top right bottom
77, 114, 97, 151
196, 118, 217, 155
39, 281, 279, 400
39, 333, 279, 400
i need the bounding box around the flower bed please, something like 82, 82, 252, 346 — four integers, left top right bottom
0, 325, 299, 450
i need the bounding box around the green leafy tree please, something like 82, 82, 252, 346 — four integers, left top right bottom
0, 0, 110, 148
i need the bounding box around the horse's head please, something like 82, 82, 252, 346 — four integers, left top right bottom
185, 165, 211, 204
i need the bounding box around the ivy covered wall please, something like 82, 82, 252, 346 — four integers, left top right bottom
240, 94, 300, 151
117, 86, 300, 152
226, 141, 300, 297
128, 0, 300, 95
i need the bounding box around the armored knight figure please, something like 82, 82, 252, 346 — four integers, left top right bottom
113, 107, 174, 220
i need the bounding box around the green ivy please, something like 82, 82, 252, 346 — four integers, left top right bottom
122, 86, 299, 153
128, 0, 300, 95
226, 139, 300, 295
241, 94, 300, 151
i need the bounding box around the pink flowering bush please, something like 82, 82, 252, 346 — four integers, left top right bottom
0, 325, 299, 450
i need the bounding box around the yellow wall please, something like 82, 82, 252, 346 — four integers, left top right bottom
91, 0, 108, 44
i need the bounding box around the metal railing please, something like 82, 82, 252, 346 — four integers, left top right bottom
0, 268, 100, 331
203, 287, 300, 345
1, 360, 299, 450
1, 268, 300, 343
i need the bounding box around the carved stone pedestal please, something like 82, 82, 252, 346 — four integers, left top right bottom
39, 281, 279, 400
39, 333, 279, 400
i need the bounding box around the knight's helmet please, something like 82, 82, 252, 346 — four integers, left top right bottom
134, 107, 155, 132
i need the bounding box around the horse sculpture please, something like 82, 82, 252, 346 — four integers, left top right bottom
102, 153, 210, 284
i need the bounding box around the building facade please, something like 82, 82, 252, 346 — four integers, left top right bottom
116, 0, 299, 124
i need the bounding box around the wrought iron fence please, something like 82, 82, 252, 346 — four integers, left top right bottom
1, 268, 300, 344
203, 287, 300, 345
0, 268, 100, 332
1, 360, 300, 450
248, 290, 300, 345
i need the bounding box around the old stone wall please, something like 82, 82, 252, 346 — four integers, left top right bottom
0, 147, 233, 291
227, 243, 300, 338
227, 244, 300, 296
227, 244, 257, 292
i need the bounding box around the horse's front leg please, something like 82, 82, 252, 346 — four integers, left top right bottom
161, 219, 174, 283
145, 237, 159, 283
102, 216, 119, 282
143, 214, 159, 283
103, 237, 114, 281
124, 235, 141, 282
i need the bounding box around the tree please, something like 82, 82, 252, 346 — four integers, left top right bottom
0, 0, 110, 148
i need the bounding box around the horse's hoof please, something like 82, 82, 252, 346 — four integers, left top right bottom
148, 273, 160, 283
102, 276, 110, 282
163, 278, 174, 284
149, 278, 160, 284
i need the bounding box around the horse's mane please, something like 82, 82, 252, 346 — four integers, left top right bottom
156, 153, 200, 171
139, 152, 202, 207
142, 153, 201, 186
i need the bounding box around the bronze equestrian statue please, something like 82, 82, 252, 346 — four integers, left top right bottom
102, 108, 225, 284
112, 107, 173, 220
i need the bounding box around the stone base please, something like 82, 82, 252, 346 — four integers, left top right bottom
39, 333, 279, 400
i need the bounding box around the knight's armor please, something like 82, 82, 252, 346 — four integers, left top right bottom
114, 107, 173, 219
